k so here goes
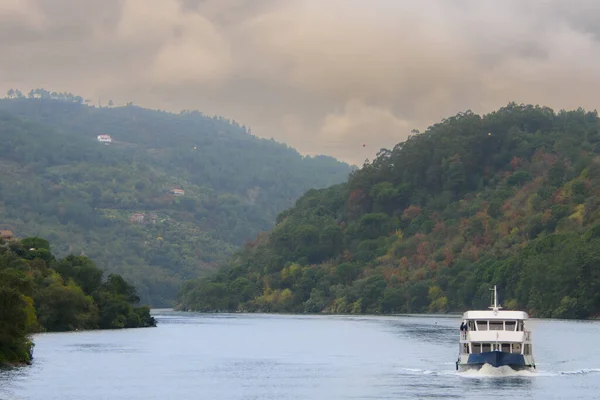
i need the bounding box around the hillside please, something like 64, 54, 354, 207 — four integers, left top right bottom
0, 92, 353, 307
178, 103, 600, 319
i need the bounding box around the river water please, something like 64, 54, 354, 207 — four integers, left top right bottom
1, 310, 599, 399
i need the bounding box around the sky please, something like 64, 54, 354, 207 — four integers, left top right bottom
2, 0, 600, 165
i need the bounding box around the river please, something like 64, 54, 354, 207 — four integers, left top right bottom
1, 310, 599, 399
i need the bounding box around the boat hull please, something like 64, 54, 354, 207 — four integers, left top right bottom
456, 351, 535, 372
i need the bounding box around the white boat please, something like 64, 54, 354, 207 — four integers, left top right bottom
456, 285, 536, 372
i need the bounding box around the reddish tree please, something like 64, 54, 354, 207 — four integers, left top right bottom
481, 201, 489, 212
473, 234, 486, 247
415, 269, 425, 280
347, 189, 366, 216
403, 205, 421, 219
399, 257, 410, 270
433, 221, 446, 234
541, 209, 553, 224
510, 156, 521, 170
460, 218, 469, 229
416, 241, 431, 265
497, 222, 509, 236
551, 189, 566, 204
414, 232, 427, 242
542, 152, 557, 167
466, 244, 479, 260
443, 247, 454, 267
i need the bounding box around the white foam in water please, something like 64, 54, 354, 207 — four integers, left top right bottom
397, 367, 455, 377
458, 364, 538, 378
399, 364, 600, 378
559, 368, 600, 376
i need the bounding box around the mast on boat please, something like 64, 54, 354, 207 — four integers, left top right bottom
488, 285, 502, 312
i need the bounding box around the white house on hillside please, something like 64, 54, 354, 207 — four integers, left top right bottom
97, 134, 112, 143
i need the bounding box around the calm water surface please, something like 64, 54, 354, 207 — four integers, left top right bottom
1, 310, 599, 399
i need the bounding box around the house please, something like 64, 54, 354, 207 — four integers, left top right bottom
171, 188, 185, 196
0, 230, 14, 240
97, 134, 112, 143
129, 213, 145, 223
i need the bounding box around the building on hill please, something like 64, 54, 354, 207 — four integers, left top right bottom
129, 213, 145, 223
171, 188, 185, 196
0, 230, 14, 241
97, 134, 112, 143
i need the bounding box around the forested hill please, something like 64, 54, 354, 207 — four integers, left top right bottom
0, 92, 353, 307
179, 103, 600, 319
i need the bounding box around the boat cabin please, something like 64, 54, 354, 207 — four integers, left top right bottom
464, 317, 524, 332
459, 310, 532, 356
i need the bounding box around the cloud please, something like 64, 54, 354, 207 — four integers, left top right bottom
315, 99, 412, 163
116, 0, 233, 85
2, 0, 600, 164
0, 0, 47, 31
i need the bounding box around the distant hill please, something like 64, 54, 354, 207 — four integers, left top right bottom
178, 103, 600, 319
0, 91, 354, 306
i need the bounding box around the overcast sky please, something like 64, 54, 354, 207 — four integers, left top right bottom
2, 0, 600, 165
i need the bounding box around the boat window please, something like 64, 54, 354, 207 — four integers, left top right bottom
505, 321, 516, 331
524, 344, 531, 355
489, 321, 503, 331
501, 343, 510, 352
476, 321, 488, 331
512, 343, 521, 354
471, 343, 481, 354
482, 343, 491, 352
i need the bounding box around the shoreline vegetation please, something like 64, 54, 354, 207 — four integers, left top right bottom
169, 310, 600, 326
178, 103, 600, 320
0, 236, 156, 366
171, 308, 599, 320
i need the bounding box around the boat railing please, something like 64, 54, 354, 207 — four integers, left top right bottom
461, 331, 467, 340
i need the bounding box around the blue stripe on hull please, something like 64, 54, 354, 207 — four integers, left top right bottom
466, 351, 526, 368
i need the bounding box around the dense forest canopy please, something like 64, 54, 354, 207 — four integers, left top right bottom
0, 235, 155, 366
179, 103, 600, 319
0, 91, 354, 307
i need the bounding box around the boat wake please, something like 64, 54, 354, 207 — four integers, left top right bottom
459, 364, 537, 378
557, 368, 600, 376
457, 364, 600, 378
396, 364, 600, 378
